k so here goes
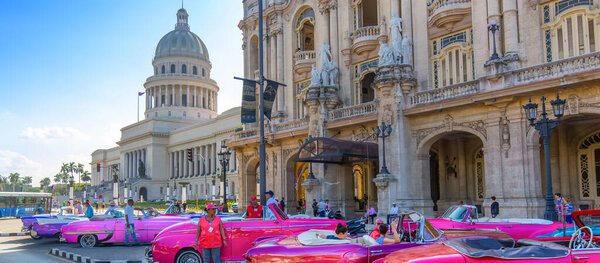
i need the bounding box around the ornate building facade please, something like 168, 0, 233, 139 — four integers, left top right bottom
233, 0, 600, 218
90, 8, 240, 203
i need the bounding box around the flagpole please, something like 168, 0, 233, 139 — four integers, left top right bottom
258, 0, 267, 210
137, 94, 140, 122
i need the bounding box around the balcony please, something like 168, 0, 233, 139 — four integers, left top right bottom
427, 0, 471, 29
514, 51, 600, 86
233, 118, 309, 141
352, 26, 380, 55
409, 80, 479, 106
272, 118, 308, 133
293, 50, 316, 75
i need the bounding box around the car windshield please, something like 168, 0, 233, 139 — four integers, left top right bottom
441, 206, 469, 222
399, 212, 442, 242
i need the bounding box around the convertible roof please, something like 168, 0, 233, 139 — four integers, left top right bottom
443, 238, 569, 259
296, 137, 378, 163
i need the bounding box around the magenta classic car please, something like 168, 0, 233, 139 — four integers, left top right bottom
60, 207, 192, 247
243, 211, 512, 263
146, 204, 345, 263
428, 205, 569, 240
376, 210, 600, 263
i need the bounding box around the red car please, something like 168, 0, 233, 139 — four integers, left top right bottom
244, 211, 512, 263
376, 209, 600, 263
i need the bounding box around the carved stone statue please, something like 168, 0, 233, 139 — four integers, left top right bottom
378, 41, 395, 67
321, 66, 330, 86
389, 15, 403, 61
401, 36, 413, 65
326, 61, 338, 86
310, 64, 321, 87
317, 41, 332, 70
138, 160, 146, 178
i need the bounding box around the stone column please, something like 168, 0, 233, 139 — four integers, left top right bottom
329, 5, 339, 67
276, 31, 285, 117
187, 86, 191, 107
179, 86, 183, 106
171, 86, 175, 106
270, 34, 277, 80
558, 126, 570, 196
457, 139, 467, 201
200, 88, 204, 108
321, 8, 330, 50
400, 0, 412, 42
487, 0, 502, 57
502, 0, 518, 55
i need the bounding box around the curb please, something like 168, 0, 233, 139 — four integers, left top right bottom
0, 233, 27, 237
49, 248, 151, 263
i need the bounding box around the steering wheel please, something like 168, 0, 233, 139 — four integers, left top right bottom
570, 226, 594, 249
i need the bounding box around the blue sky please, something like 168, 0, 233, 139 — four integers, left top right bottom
0, 0, 243, 186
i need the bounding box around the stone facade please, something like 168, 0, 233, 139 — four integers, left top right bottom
233, 0, 600, 218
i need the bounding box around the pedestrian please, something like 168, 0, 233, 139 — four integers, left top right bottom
317, 199, 326, 217
370, 218, 384, 239
491, 196, 499, 218
175, 200, 182, 214
563, 198, 573, 224
246, 196, 263, 218
387, 203, 399, 224
375, 222, 400, 244
182, 202, 188, 213
76, 201, 83, 214
124, 199, 140, 246
279, 197, 286, 212
195, 204, 226, 263
317, 223, 348, 240
84, 201, 94, 218
104, 201, 119, 216
312, 199, 318, 217
363, 196, 368, 210
366, 205, 377, 224
325, 200, 331, 212
265, 190, 277, 218
555, 193, 564, 221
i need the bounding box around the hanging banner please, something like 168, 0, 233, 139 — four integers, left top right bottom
264, 80, 279, 120
241, 79, 257, 123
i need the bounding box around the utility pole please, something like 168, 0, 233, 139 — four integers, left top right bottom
258, 0, 266, 210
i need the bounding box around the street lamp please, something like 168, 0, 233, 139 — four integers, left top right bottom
217, 144, 232, 212
487, 19, 501, 60
375, 122, 393, 175
304, 136, 316, 180
522, 94, 566, 221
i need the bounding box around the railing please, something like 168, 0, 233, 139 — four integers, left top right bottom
410, 80, 479, 106
515, 51, 600, 85
146, 73, 216, 84
273, 118, 308, 132
353, 26, 380, 41
328, 101, 378, 121
236, 128, 258, 140
427, 0, 471, 16
294, 50, 316, 65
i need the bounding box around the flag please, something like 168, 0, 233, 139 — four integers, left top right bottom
138, 92, 145, 96
264, 80, 279, 120
241, 79, 257, 123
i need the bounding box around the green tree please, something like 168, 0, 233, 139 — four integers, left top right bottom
0, 174, 4, 191
76, 163, 84, 185
8, 172, 21, 192
81, 170, 91, 184
40, 177, 51, 192
22, 176, 32, 185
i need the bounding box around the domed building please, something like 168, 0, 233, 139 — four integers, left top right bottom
90, 8, 240, 204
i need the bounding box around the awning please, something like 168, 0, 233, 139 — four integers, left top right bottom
296, 137, 378, 163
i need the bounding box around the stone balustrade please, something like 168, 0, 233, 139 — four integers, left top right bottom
427, 0, 471, 16
235, 128, 258, 140
235, 118, 309, 140
328, 101, 378, 121
410, 80, 479, 106
146, 73, 217, 84
515, 51, 600, 85
294, 50, 316, 65
272, 118, 308, 132
353, 26, 380, 41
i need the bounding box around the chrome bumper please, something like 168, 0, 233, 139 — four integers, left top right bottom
59, 237, 66, 242
144, 247, 153, 262
21, 226, 31, 232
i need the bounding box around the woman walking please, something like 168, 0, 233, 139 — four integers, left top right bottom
196, 204, 226, 263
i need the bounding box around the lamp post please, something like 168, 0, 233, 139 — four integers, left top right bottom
217, 144, 232, 213
487, 19, 501, 60
375, 122, 393, 175
522, 94, 566, 221
304, 136, 317, 180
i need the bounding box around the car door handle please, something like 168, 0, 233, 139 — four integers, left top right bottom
574, 256, 589, 260
371, 250, 383, 253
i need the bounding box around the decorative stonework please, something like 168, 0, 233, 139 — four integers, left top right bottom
318, 0, 338, 13
382, 104, 394, 125
413, 116, 487, 147
351, 126, 376, 142
373, 174, 394, 190
282, 148, 297, 161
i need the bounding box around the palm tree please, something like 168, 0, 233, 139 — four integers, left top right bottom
81, 170, 91, 184
40, 177, 51, 192
76, 163, 84, 185
53, 173, 62, 184
0, 174, 4, 191
22, 176, 32, 187
8, 172, 21, 192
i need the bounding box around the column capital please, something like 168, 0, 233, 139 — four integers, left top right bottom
318, 0, 337, 13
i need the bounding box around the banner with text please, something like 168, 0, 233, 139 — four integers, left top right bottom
241, 79, 257, 123
264, 80, 279, 120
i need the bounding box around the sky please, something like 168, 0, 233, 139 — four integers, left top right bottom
0, 0, 244, 187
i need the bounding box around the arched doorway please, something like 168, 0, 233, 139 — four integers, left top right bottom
360, 72, 375, 103
139, 187, 147, 202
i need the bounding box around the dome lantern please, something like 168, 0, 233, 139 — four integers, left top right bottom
176, 8, 189, 30
154, 8, 209, 62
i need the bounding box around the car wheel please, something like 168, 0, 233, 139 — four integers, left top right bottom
30, 230, 42, 240
34, 210, 41, 215
56, 232, 62, 241
175, 249, 202, 263
79, 234, 97, 248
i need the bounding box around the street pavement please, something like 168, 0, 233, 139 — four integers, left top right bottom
0, 218, 149, 263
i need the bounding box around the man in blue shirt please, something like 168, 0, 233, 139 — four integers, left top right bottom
84, 201, 94, 218
104, 201, 119, 216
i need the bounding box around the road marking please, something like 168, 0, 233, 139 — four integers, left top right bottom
0, 232, 27, 237
50, 248, 151, 263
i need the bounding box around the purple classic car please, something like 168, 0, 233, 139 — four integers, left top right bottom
21, 206, 87, 240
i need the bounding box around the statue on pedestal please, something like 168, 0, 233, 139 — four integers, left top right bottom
317, 41, 332, 70
401, 36, 413, 65
310, 64, 321, 87
389, 15, 403, 62
378, 41, 395, 67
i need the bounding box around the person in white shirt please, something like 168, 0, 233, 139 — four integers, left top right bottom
388, 203, 399, 224
265, 190, 277, 219
104, 201, 119, 216
124, 199, 140, 246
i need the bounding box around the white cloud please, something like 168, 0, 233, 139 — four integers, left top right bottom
0, 150, 45, 183
19, 126, 88, 142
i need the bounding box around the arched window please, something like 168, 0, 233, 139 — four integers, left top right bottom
542, 0, 598, 62
202, 68, 205, 77
430, 28, 474, 88
170, 64, 176, 73
352, 0, 378, 30
193, 66, 198, 75
161, 65, 166, 74
359, 72, 376, 103
182, 64, 187, 74
295, 8, 315, 51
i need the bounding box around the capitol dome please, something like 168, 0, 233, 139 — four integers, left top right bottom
154, 8, 210, 62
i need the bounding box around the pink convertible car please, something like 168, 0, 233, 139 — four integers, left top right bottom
147, 204, 345, 263
429, 205, 568, 240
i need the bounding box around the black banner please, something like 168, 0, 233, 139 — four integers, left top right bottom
264, 80, 279, 120
241, 79, 257, 123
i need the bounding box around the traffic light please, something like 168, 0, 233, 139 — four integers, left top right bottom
187, 149, 193, 162
97, 163, 101, 172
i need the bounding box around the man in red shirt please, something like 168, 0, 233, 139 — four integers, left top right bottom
246, 196, 263, 218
